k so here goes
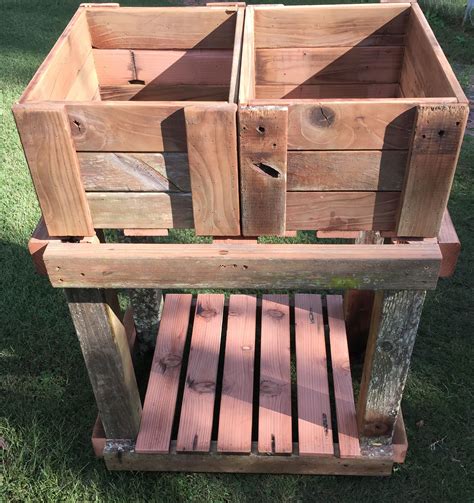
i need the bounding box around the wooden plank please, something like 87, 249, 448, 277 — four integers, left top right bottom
65, 288, 142, 439
66, 50, 100, 101
79, 152, 190, 192
294, 294, 333, 456
87, 7, 238, 49
286, 192, 400, 231
259, 295, 292, 454
286, 102, 416, 150
93, 49, 233, 86
44, 242, 442, 290
104, 440, 394, 475
13, 104, 94, 237
123, 229, 169, 237
99, 84, 229, 101
185, 105, 240, 235
326, 295, 360, 458
177, 294, 225, 452
239, 5, 255, 102
229, 7, 245, 103
400, 4, 467, 102
397, 104, 469, 236
438, 210, 461, 277
28, 217, 59, 275
86, 192, 193, 229
217, 295, 257, 453
256, 83, 399, 99
358, 290, 426, 444
253, 4, 410, 48
256, 47, 403, 86
239, 106, 288, 236
287, 151, 407, 191
135, 294, 192, 453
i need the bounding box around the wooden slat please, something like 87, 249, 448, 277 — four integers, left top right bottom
326, 295, 360, 458
13, 104, 94, 237
99, 84, 229, 101
185, 105, 240, 235
438, 210, 461, 277
93, 49, 233, 86
259, 295, 292, 454
80, 152, 190, 192
239, 106, 288, 236
228, 7, 245, 103
294, 294, 333, 456
135, 294, 192, 453
66, 50, 100, 101
256, 47, 403, 85
87, 7, 238, 49
286, 102, 416, 150
287, 151, 407, 191
123, 228, 169, 237
217, 295, 257, 453
44, 242, 442, 290
239, 5, 256, 102
253, 4, 410, 48
86, 192, 194, 229
177, 294, 224, 452
286, 192, 400, 231
256, 83, 400, 99
397, 104, 469, 236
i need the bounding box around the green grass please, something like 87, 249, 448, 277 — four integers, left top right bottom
1, 0, 473, 501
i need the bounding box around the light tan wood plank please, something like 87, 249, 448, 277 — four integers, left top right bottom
286, 192, 400, 231
79, 152, 190, 192
185, 105, 240, 236
87, 7, 237, 49
259, 295, 292, 454
288, 151, 407, 191
66, 50, 100, 101
256, 47, 403, 86
86, 192, 193, 228
123, 228, 169, 237
295, 294, 333, 456
256, 83, 399, 99
239, 105, 288, 236
135, 294, 192, 453
13, 104, 94, 236
438, 210, 461, 277
177, 294, 225, 452
239, 5, 256, 102
287, 102, 416, 150
254, 5, 410, 48
229, 6, 245, 103
326, 295, 360, 458
217, 295, 257, 453
397, 104, 468, 236
99, 84, 229, 101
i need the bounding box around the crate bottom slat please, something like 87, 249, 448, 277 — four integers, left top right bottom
92, 293, 408, 475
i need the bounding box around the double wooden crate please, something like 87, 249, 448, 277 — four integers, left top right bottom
15, 2, 466, 475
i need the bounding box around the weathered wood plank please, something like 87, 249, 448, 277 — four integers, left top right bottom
294, 294, 333, 456
397, 104, 468, 237
327, 295, 361, 458
177, 294, 224, 452
135, 294, 192, 453
86, 192, 194, 229
65, 289, 142, 439
253, 4, 410, 48
13, 104, 94, 237
43, 242, 442, 290
99, 84, 229, 101
79, 152, 190, 192
185, 105, 240, 235
239, 5, 256, 102
287, 151, 407, 191
286, 192, 400, 231
256, 47, 404, 85
438, 210, 461, 277
217, 295, 257, 453
255, 83, 400, 99
259, 295, 292, 454
87, 7, 238, 49
239, 106, 288, 236
357, 290, 426, 445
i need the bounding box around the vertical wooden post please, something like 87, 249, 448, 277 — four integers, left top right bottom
357, 289, 426, 446
66, 288, 142, 439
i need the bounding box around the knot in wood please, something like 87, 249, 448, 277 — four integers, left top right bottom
196, 304, 217, 319
187, 378, 215, 394
310, 106, 335, 128
260, 379, 285, 396
158, 353, 182, 373
267, 309, 285, 320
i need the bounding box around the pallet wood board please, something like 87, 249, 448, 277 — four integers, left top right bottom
99, 84, 230, 101
255, 83, 400, 99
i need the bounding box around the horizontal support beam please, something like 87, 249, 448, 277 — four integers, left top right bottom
43, 243, 441, 290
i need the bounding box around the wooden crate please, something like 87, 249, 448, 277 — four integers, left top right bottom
13, 3, 245, 238
239, 3, 469, 237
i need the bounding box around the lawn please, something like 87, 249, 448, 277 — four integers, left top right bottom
1, 0, 473, 501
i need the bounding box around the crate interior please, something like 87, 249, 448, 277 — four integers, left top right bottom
251, 4, 459, 100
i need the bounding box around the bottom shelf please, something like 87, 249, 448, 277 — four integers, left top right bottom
93, 294, 407, 475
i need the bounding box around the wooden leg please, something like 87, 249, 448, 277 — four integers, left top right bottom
66, 288, 142, 439
357, 290, 426, 447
